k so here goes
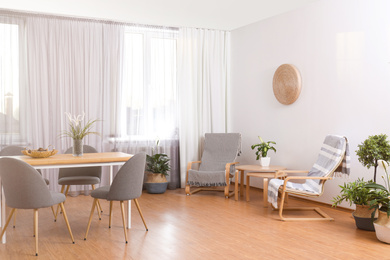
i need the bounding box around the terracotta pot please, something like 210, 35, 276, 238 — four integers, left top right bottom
374, 210, 390, 244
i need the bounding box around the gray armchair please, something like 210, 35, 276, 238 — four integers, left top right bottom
84, 153, 148, 243
185, 133, 241, 198
0, 157, 75, 256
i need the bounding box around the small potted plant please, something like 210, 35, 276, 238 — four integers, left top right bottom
332, 178, 377, 231
144, 140, 171, 194
364, 160, 390, 243
356, 134, 390, 182
251, 136, 276, 167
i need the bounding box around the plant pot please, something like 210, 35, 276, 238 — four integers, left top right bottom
374, 210, 390, 244
260, 157, 270, 167
73, 139, 83, 157
145, 182, 168, 194
145, 172, 168, 194
353, 204, 377, 231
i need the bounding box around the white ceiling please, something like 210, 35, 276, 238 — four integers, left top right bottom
1, 0, 319, 30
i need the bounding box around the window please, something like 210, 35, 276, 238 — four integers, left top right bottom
120, 27, 178, 140
0, 22, 20, 136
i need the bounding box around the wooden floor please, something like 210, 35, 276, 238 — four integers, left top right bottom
1, 186, 390, 260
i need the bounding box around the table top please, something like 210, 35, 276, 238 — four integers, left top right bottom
9, 152, 132, 166
235, 164, 286, 172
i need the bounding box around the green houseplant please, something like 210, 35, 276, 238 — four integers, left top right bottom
356, 134, 390, 182
332, 178, 377, 231
144, 141, 171, 194
251, 136, 276, 167
364, 160, 390, 243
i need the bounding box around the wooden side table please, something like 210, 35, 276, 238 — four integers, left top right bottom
235, 165, 286, 207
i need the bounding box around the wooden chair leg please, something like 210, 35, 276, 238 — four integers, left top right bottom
13, 209, 17, 228
120, 201, 128, 243
185, 184, 191, 195
34, 209, 38, 256
59, 202, 75, 243
51, 206, 56, 221
224, 183, 230, 198
134, 198, 148, 231
91, 185, 103, 214
84, 198, 97, 240
55, 185, 66, 219
0, 208, 16, 240
109, 201, 113, 228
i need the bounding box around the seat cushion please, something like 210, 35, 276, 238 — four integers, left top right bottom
50, 191, 66, 205
91, 186, 110, 199
58, 176, 100, 185
187, 169, 227, 186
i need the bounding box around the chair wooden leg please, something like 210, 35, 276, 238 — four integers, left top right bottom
134, 198, 148, 231
119, 201, 128, 243
59, 202, 75, 243
51, 206, 56, 221
34, 209, 38, 256
91, 185, 103, 214
0, 208, 16, 240
185, 184, 191, 195
13, 209, 17, 228
84, 198, 97, 240
55, 185, 66, 219
224, 183, 230, 198
109, 201, 113, 228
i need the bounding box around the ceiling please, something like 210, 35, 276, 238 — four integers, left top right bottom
1, 0, 319, 30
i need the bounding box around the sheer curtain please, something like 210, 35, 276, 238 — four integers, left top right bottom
0, 10, 180, 193
24, 16, 125, 194
177, 28, 230, 187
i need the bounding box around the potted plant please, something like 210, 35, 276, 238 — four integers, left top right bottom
144, 141, 171, 194
332, 178, 377, 231
251, 136, 276, 167
356, 134, 390, 182
364, 160, 390, 243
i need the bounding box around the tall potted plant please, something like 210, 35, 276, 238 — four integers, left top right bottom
356, 134, 390, 182
364, 160, 390, 243
251, 136, 276, 167
144, 140, 171, 194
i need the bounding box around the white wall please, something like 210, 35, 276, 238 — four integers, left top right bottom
229, 0, 390, 208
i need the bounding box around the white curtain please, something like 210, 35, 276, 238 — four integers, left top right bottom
24, 16, 125, 193
177, 28, 231, 187
0, 10, 181, 193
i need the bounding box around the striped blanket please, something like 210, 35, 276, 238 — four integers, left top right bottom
268, 135, 350, 209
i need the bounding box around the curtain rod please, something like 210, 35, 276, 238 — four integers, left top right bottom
0, 8, 179, 31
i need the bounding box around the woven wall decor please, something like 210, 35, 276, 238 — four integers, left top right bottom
272, 64, 301, 105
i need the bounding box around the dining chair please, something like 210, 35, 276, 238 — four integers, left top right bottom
0, 157, 75, 256
185, 133, 241, 198
0, 146, 55, 226
84, 152, 148, 243
56, 145, 103, 219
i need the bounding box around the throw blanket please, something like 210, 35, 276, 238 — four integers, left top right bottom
187, 133, 241, 187
268, 135, 350, 209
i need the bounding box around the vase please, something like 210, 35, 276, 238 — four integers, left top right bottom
374, 210, 390, 244
72, 139, 83, 157
260, 157, 271, 167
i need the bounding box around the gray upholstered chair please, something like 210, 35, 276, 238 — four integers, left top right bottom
0, 146, 55, 226
84, 153, 148, 243
56, 145, 103, 218
0, 157, 75, 256
185, 133, 241, 198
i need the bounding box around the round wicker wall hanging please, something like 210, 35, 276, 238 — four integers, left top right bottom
272, 64, 301, 105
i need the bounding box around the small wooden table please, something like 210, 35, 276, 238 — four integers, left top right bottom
235, 165, 286, 207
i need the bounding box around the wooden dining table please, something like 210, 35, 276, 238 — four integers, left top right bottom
0, 152, 132, 243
